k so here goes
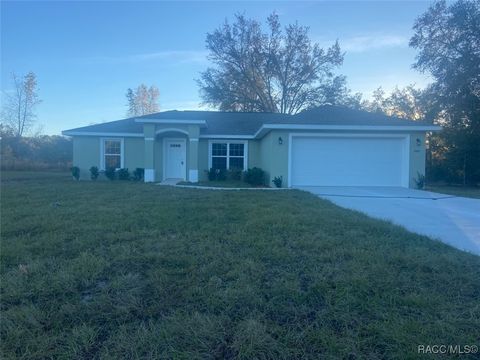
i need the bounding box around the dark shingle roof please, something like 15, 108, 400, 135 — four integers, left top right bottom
290, 106, 432, 126
63, 117, 143, 134
63, 105, 438, 137
142, 110, 291, 136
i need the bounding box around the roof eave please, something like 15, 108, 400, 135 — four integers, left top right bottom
253, 124, 442, 139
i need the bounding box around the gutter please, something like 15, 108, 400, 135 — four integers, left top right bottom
252, 124, 442, 139
62, 123, 442, 139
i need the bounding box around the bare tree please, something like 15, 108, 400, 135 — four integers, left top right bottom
198, 13, 345, 114
1, 72, 42, 137
126, 84, 160, 116
147, 86, 160, 114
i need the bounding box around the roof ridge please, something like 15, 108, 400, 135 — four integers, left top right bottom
139, 109, 292, 116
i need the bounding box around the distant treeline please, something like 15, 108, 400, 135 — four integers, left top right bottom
1, 131, 72, 171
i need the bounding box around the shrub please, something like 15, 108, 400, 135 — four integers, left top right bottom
133, 168, 144, 181
414, 172, 426, 189
90, 166, 99, 180
117, 168, 130, 181
217, 169, 227, 181
105, 167, 116, 181
207, 168, 227, 181
70, 166, 80, 181
244, 167, 265, 186
272, 176, 283, 188
207, 168, 216, 181
228, 168, 243, 181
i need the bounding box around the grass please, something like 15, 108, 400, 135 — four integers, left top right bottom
1, 171, 479, 359
425, 184, 480, 199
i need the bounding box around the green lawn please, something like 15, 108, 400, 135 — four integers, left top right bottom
425, 185, 480, 199
1, 171, 479, 359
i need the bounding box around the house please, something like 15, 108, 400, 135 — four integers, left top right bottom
62, 105, 441, 187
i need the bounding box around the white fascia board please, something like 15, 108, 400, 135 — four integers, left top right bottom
134, 118, 207, 125
253, 124, 442, 138
199, 134, 255, 139
62, 131, 143, 137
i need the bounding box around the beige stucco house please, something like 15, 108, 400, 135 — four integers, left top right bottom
62, 105, 441, 187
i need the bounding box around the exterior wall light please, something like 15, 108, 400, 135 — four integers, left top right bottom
416, 138, 422, 147
278, 137, 283, 145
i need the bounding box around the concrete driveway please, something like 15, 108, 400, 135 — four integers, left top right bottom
298, 186, 480, 256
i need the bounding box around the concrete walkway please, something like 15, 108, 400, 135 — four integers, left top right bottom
298, 186, 480, 256
157, 178, 182, 186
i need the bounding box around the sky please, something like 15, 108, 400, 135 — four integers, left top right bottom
1, 1, 434, 135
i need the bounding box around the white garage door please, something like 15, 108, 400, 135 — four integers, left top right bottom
290, 135, 409, 187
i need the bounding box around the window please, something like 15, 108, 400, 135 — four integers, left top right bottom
209, 141, 247, 170
211, 143, 227, 170
228, 143, 244, 169
102, 138, 123, 169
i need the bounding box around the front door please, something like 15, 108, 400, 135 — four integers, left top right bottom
165, 139, 186, 180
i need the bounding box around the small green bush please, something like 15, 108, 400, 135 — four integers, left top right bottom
70, 166, 80, 181
207, 168, 216, 181
218, 169, 227, 181
414, 172, 426, 189
244, 167, 265, 186
272, 176, 283, 188
105, 168, 116, 181
133, 168, 144, 181
228, 168, 243, 181
207, 168, 227, 181
117, 168, 130, 181
89, 166, 99, 180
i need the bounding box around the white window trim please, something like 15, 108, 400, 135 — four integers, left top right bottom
208, 140, 248, 170
100, 137, 124, 170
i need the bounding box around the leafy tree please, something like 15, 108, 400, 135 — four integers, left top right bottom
126, 84, 160, 116
319, 75, 364, 110
1, 72, 42, 137
363, 85, 427, 121
386, 85, 427, 121
362, 87, 388, 114
410, 0, 480, 184
198, 13, 350, 114
126, 88, 137, 116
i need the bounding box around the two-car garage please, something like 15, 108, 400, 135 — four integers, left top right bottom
289, 134, 410, 187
